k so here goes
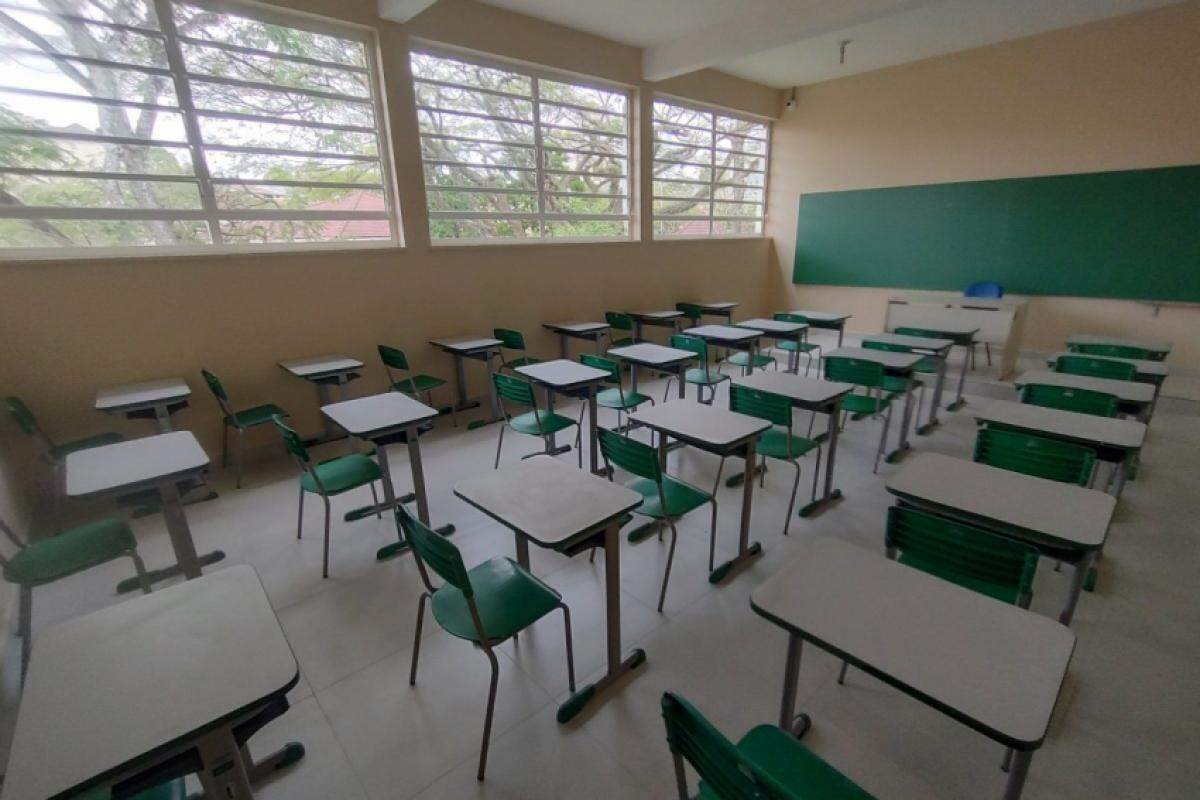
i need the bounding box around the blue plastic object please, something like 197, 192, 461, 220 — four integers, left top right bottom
964, 281, 1004, 298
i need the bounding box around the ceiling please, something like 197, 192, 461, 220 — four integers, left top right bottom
465, 0, 1182, 87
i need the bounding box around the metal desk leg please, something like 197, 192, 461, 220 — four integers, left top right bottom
800, 399, 844, 517
1110, 456, 1130, 499
836, 324, 845, 347
777, 633, 812, 738
467, 350, 504, 430
559, 333, 569, 359
886, 376, 916, 463
628, 433, 666, 543
588, 386, 604, 477
947, 341, 971, 411
450, 352, 480, 413
634, 319, 644, 341
377, 428, 454, 561
197, 727, 256, 800
917, 351, 948, 435
542, 389, 570, 457
1002, 750, 1033, 800
629, 363, 640, 394
152, 404, 174, 433
709, 438, 762, 583
120, 479, 225, 593
1060, 550, 1096, 625
677, 364, 686, 399
558, 519, 646, 723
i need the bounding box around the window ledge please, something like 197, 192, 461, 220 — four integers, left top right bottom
0, 240, 404, 265
428, 237, 639, 251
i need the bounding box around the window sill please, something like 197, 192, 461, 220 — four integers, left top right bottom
0, 240, 404, 265
428, 237, 639, 251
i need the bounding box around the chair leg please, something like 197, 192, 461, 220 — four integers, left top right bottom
234, 428, 245, 489
662, 379, 673, 403
711, 456, 726, 498
575, 403, 585, 449
837, 660, 850, 685
873, 406, 893, 474
493, 425, 506, 469
759, 453, 767, 489
477, 647, 501, 781
321, 497, 332, 579
672, 752, 691, 800
296, 485, 305, 540
220, 422, 229, 468
1001, 747, 1014, 772
128, 550, 153, 594
985, 342, 992, 367
810, 446, 822, 502
559, 604, 577, 692
370, 481, 381, 519
657, 521, 680, 612
18, 585, 31, 685
51, 462, 65, 534
409, 592, 429, 685
783, 459, 801, 536
707, 500, 719, 573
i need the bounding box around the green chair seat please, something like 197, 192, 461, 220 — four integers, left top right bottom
725, 352, 775, 369
775, 340, 820, 353
300, 453, 381, 495
756, 428, 818, 461
685, 367, 730, 386
430, 556, 563, 643
627, 475, 711, 519
596, 387, 652, 410
3, 518, 136, 587
697, 723, 876, 800
227, 403, 288, 429
391, 374, 447, 394
508, 409, 576, 436
841, 393, 890, 415
49, 431, 124, 460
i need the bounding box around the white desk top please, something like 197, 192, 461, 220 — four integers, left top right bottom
751, 537, 1075, 748
543, 321, 609, 334
629, 309, 683, 320
95, 378, 191, 411
1048, 351, 1168, 377
891, 320, 980, 337
606, 342, 697, 366
2, 566, 297, 800
454, 456, 642, 548
789, 309, 851, 323
516, 359, 611, 388
735, 318, 807, 335
429, 335, 503, 352
887, 453, 1114, 550
66, 431, 209, 497
1067, 333, 1171, 354
279, 354, 363, 378
824, 346, 923, 370
322, 391, 439, 437
862, 332, 954, 352
1015, 370, 1156, 404
630, 400, 770, 449
682, 324, 760, 343
730, 372, 854, 406
688, 301, 738, 311
975, 398, 1147, 451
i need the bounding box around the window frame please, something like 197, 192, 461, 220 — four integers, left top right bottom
650, 94, 770, 241
410, 42, 637, 247
0, 0, 402, 261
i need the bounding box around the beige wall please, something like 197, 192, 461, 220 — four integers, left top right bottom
0, 0, 781, 521
767, 0, 1200, 370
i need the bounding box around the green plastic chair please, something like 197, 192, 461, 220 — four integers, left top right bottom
1020, 383, 1118, 418
604, 311, 637, 349
862, 340, 938, 422
493, 328, 541, 372
974, 426, 1097, 487
5, 396, 124, 528
1, 515, 151, 683
769, 313, 822, 375
1054, 354, 1137, 382
822, 357, 893, 473
492, 373, 580, 469
666, 334, 729, 405
722, 338, 777, 374
400, 505, 575, 781
723, 385, 820, 537
1069, 342, 1156, 361
200, 370, 288, 489
573, 354, 653, 443
661, 692, 876, 800
75, 778, 187, 800
272, 415, 382, 579
675, 302, 704, 326
378, 344, 456, 427
598, 427, 716, 611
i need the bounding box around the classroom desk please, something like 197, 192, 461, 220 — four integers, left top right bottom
321, 391, 453, 561
1015, 370, 1157, 422
735, 318, 811, 373
95, 377, 191, 433
515, 359, 612, 475
628, 401, 770, 583
887, 453, 1115, 624
1046, 351, 1169, 416
1067, 333, 1171, 361
887, 321, 979, 411
454, 457, 643, 725
605, 342, 697, 397
787, 309, 851, 346
542, 321, 609, 357
681, 324, 763, 376
728, 372, 853, 518
279, 355, 364, 445
751, 537, 1074, 800
66, 431, 220, 593
627, 309, 684, 342
682, 300, 738, 323
824, 346, 922, 464
429, 335, 504, 428
2, 566, 302, 800
974, 399, 1147, 498
861, 332, 955, 435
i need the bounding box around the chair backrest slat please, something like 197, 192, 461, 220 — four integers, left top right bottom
598, 427, 661, 482
1055, 354, 1137, 382
973, 426, 1096, 486
1020, 384, 1118, 417
579, 353, 620, 385
729, 384, 791, 428
1070, 342, 1155, 361
660, 692, 767, 800
493, 372, 536, 407
397, 505, 473, 596
669, 333, 708, 363
823, 356, 885, 389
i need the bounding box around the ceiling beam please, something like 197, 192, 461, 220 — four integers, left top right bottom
378, 0, 439, 23
643, 0, 934, 81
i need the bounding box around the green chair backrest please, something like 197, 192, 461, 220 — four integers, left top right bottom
377, 344, 410, 372
494, 328, 527, 352
974, 426, 1096, 486
660, 692, 767, 800
493, 372, 535, 408
1070, 343, 1155, 360
773, 312, 808, 325
675, 302, 703, 323
729, 384, 791, 429
885, 506, 1038, 606
605, 311, 633, 332
1020, 384, 1118, 417
580, 353, 620, 384
397, 505, 472, 596
863, 340, 914, 354
271, 414, 310, 464
4, 396, 39, 436
823, 356, 885, 389
1055, 354, 1136, 382
893, 326, 944, 340
669, 333, 708, 361
598, 427, 662, 483
200, 369, 229, 403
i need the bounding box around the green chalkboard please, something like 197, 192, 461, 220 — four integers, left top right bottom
792, 165, 1200, 302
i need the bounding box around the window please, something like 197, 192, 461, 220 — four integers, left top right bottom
0, 0, 398, 256
411, 48, 632, 243
651, 99, 768, 238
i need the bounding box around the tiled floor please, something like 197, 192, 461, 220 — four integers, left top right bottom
23, 340, 1200, 799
